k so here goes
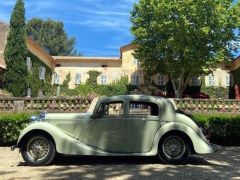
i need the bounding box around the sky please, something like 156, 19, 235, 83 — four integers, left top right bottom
0, 0, 239, 58
0, 0, 137, 57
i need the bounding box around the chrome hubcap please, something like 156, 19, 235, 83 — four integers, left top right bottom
162, 136, 186, 159
27, 137, 50, 161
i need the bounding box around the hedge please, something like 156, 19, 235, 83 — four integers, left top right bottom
192, 113, 240, 146
0, 112, 240, 146
0, 113, 34, 146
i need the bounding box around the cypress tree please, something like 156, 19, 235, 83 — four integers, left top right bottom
3, 0, 28, 97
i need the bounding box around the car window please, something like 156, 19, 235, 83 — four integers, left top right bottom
97, 101, 124, 118
129, 101, 159, 117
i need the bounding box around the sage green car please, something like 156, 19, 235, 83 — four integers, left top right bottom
13, 95, 217, 166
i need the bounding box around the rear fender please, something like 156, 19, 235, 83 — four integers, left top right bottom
151, 122, 214, 154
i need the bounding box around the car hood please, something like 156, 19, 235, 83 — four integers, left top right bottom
45, 112, 92, 121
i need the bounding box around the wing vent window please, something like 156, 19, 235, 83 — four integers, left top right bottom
129, 101, 159, 116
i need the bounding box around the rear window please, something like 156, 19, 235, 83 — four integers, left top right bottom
129, 101, 159, 116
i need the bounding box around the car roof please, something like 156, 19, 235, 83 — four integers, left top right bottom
99, 95, 165, 103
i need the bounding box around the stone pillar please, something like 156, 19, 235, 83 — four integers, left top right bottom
13, 100, 25, 112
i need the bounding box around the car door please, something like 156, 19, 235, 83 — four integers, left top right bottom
82, 100, 127, 153
127, 101, 161, 153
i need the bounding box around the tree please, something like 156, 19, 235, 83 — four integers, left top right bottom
131, 0, 240, 97
26, 18, 78, 56
86, 70, 101, 86
3, 0, 28, 97
62, 71, 71, 88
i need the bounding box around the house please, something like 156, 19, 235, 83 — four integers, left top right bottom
0, 22, 54, 90
0, 21, 234, 97
52, 44, 232, 91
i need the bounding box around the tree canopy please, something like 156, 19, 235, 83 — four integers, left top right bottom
26, 18, 78, 56
131, 0, 240, 97
3, 0, 28, 97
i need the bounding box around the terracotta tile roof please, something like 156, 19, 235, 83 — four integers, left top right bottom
53, 56, 121, 62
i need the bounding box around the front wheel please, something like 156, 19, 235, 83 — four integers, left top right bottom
21, 135, 56, 166
158, 134, 190, 164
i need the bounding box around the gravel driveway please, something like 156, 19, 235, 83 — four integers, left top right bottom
0, 146, 240, 180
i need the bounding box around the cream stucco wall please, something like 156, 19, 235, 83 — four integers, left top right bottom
121, 49, 145, 84
205, 65, 232, 87
53, 59, 123, 88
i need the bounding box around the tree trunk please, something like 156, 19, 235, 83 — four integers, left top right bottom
172, 74, 191, 98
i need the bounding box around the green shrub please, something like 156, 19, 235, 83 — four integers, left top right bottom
27, 52, 53, 97
62, 72, 71, 88
74, 76, 129, 97
0, 112, 34, 146
192, 113, 240, 145
86, 70, 101, 86
59, 86, 80, 97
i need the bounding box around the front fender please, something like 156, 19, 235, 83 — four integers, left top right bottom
151, 122, 215, 155
17, 122, 86, 155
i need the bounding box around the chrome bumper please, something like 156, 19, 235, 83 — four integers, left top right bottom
11, 145, 17, 151
211, 143, 221, 152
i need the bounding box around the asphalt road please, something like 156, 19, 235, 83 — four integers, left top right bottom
0, 146, 240, 180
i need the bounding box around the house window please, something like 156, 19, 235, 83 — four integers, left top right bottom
53, 73, 60, 84
225, 74, 233, 87
131, 75, 140, 85
191, 77, 200, 86
102, 64, 108, 68
158, 75, 165, 86
133, 58, 139, 65
39, 66, 46, 80
75, 73, 81, 85
26, 57, 32, 72
208, 75, 215, 86
101, 75, 107, 84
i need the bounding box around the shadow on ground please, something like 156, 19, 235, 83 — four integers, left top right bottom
15, 147, 240, 179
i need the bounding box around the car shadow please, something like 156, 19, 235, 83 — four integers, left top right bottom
17, 155, 213, 166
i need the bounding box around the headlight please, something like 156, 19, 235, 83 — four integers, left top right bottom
30, 111, 47, 122
30, 115, 41, 122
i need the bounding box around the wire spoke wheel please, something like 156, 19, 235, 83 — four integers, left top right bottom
162, 135, 186, 160
26, 137, 50, 161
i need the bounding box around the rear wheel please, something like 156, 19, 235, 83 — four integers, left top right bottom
158, 134, 190, 164
21, 135, 56, 166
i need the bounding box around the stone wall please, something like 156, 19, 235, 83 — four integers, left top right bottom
0, 97, 239, 113
0, 98, 92, 113
175, 99, 240, 113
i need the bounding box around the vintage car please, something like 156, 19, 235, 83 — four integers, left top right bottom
12, 95, 217, 166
